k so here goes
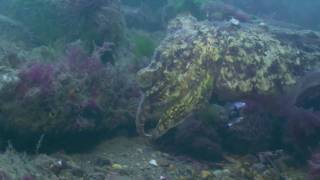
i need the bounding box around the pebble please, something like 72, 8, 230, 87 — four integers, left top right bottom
137, 148, 143, 153
87, 172, 105, 180
94, 157, 111, 167
149, 159, 158, 167
168, 164, 176, 171
200, 170, 211, 179
71, 168, 85, 177
160, 175, 167, 180
111, 163, 123, 170
229, 17, 240, 26
252, 163, 266, 173
158, 159, 170, 167
212, 169, 230, 177
49, 159, 68, 175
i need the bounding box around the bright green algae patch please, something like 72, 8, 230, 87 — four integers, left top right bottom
137, 15, 320, 138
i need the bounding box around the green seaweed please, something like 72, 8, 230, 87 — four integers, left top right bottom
131, 34, 156, 58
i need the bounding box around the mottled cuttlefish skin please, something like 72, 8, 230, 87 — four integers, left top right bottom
136, 15, 320, 139
136, 27, 215, 138
136, 16, 215, 138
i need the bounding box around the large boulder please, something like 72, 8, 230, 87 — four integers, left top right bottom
0, 44, 139, 148
137, 15, 320, 139
0, 0, 124, 46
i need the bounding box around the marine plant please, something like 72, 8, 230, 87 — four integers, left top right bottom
131, 33, 156, 58
284, 76, 320, 158
0, 42, 139, 138
16, 63, 55, 97
245, 74, 320, 160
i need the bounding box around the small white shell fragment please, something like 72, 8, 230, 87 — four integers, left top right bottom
160, 176, 167, 180
229, 17, 240, 26
149, 159, 158, 167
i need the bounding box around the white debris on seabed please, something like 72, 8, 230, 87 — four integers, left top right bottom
160, 175, 168, 180
258, 22, 269, 31
229, 17, 240, 26
149, 159, 158, 167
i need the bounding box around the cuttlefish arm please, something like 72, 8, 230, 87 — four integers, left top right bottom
135, 91, 152, 137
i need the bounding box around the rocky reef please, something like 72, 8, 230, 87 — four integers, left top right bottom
0, 0, 124, 47
137, 15, 320, 139
0, 0, 135, 148
0, 42, 140, 150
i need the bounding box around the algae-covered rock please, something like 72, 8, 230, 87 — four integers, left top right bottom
0, 0, 124, 46
0, 66, 18, 91
0, 44, 139, 145
137, 15, 320, 139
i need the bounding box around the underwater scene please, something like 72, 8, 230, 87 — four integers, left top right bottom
0, 0, 320, 179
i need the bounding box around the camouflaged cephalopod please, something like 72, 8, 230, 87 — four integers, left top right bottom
136, 15, 320, 139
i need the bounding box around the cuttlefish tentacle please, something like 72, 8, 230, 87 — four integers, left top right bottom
135, 91, 152, 137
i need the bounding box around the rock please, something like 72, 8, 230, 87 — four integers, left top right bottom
49, 159, 68, 175
229, 17, 240, 27
251, 163, 266, 173
200, 170, 211, 179
0, 66, 18, 90
156, 115, 223, 161
70, 168, 85, 177
0, 0, 124, 47
137, 148, 143, 154
94, 157, 111, 167
118, 168, 132, 176
157, 159, 170, 167
111, 164, 124, 170
86, 172, 106, 180
258, 22, 269, 31
149, 159, 158, 167
0, 152, 64, 179
160, 176, 168, 180
0, 43, 140, 147
0, 170, 10, 180
212, 169, 231, 178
